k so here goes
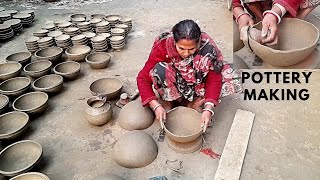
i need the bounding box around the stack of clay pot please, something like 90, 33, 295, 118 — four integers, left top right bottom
19, 10, 35, 20
55, 34, 72, 50
71, 34, 89, 46
90, 18, 102, 29
99, 33, 111, 45
115, 24, 129, 36
0, 24, 14, 41
13, 13, 33, 26
54, 20, 65, 29
42, 24, 55, 31
95, 21, 111, 34
3, 19, 23, 33
77, 22, 92, 32
70, 14, 86, 23
0, 13, 11, 24
57, 21, 72, 31
91, 35, 108, 52
63, 27, 80, 37
47, 30, 63, 39
105, 16, 120, 28
37, 37, 55, 49
120, 17, 133, 31
33, 29, 48, 38
110, 36, 125, 51
111, 28, 125, 37
25, 36, 40, 53
83, 32, 96, 39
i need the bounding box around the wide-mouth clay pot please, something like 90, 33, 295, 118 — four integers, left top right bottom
32, 74, 63, 94
0, 111, 29, 140
35, 47, 63, 62
0, 77, 31, 97
0, 62, 22, 81
89, 78, 123, 100
65, 45, 91, 62
23, 60, 52, 79
53, 61, 81, 80
85, 52, 111, 69
85, 96, 113, 126
13, 92, 49, 114
6, 52, 31, 65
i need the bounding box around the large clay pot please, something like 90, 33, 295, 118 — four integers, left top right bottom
112, 131, 158, 168
118, 100, 154, 131
85, 96, 112, 126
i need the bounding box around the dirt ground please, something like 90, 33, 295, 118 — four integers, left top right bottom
0, 0, 320, 180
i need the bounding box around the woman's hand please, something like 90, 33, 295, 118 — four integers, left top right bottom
261, 13, 278, 44
155, 105, 166, 126
238, 14, 254, 32
201, 110, 212, 133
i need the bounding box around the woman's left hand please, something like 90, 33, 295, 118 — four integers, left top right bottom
201, 110, 212, 133
261, 13, 278, 44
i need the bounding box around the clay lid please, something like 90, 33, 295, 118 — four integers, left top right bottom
25, 36, 40, 43
112, 131, 158, 168
247, 18, 319, 67
3, 19, 21, 26
43, 24, 55, 30
118, 100, 154, 130
72, 17, 85, 22
71, 34, 86, 41
83, 32, 96, 38
34, 29, 49, 34
55, 34, 70, 41
164, 106, 203, 143
47, 30, 63, 38
111, 28, 125, 34
13, 13, 31, 19
96, 21, 110, 27
115, 24, 128, 29
91, 35, 106, 43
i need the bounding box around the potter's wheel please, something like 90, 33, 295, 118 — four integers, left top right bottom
166, 135, 203, 154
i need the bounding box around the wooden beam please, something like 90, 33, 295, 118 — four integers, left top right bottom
214, 109, 255, 180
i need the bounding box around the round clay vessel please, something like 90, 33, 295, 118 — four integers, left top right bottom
70, 14, 86, 20
164, 106, 202, 143
89, 78, 122, 100
118, 100, 154, 131
91, 14, 106, 20
0, 140, 42, 177
0, 94, 9, 114
112, 131, 158, 168
35, 47, 63, 62
0, 111, 29, 140
32, 74, 63, 94
0, 62, 22, 81
23, 60, 52, 78
13, 92, 49, 114
65, 45, 91, 62
6, 52, 31, 65
53, 61, 81, 80
0, 77, 31, 97
85, 52, 111, 69
166, 135, 203, 154
9, 172, 50, 180
85, 96, 112, 126
248, 18, 319, 67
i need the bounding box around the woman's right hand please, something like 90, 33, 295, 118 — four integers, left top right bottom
155, 105, 166, 125
238, 14, 254, 32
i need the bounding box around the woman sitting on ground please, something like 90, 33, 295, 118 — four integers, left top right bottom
137, 19, 223, 132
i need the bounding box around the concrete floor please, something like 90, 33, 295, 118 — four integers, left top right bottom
0, 0, 320, 180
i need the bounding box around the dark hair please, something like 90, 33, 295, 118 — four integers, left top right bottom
172, 19, 201, 43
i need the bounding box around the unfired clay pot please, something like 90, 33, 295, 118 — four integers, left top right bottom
85, 96, 112, 126
118, 100, 154, 131
112, 131, 158, 168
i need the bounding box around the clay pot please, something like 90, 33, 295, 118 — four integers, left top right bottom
35, 47, 63, 62
118, 100, 154, 131
0, 62, 22, 81
23, 60, 52, 78
13, 92, 49, 114
0, 140, 42, 177
0, 94, 9, 114
112, 131, 158, 168
247, 18, 319, 67
6, 52, 31, 66
85, 96, 112, 126
0, 111, 29, 140
0, 77, 31, 97
32, 74, 63, 94
53, 61, 81, 80
164, 106, 202, 143
9, 172, 50, 180
89, 78, 123, 100
65, 45, 91, 62
85, 52, 111, 69
166, 135, 203, 154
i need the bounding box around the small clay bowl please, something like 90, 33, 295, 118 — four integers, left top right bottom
13, 92, 49, 114
0, 140, 42, 177
0, 77, 31, 97
9, 172, 50, 180
0, 94, 9, 114
32, 74, 63, 94
89, 78, 123, 100
65, 45, 91, 62
53, 61, 81, 80
164, 107, 203, 143
0, 62, 22, 81
6, 52, 32, 65
35, 47, 63, 62
23, 60, 52, 79
0, 111, 29, 140
85, 52, 111, 69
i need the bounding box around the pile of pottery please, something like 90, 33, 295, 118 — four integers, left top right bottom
0, 24, 14, 40
33, 29, 48, 38
55, 34, 73, 50
90, 18, 102, 28
37, 37, 55, 49
47, 30, 63, 39
3, 10, 18, 16
95, 21, 111, 34
105, 15, 120, 28
71, 34, 89, 46
57, 21, 72, 31
99, 33, 111, 45
115, 24, 129, 36
25, 36, 40, 53
91, 35, 108, 52
3, 19, 23, 33
12, 13, 33, 26
111, 28, 125, 37
109, 36, 125, 51
120, 17, 133, 31
0, 13, 11, 23
20, 10, 35, 20
77, 22, 93, 32
83, 31, 96, 39
63, 27, 81, 37
43, 24, 56, 31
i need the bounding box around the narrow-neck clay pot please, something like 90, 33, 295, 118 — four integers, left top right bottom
85, 96, 112, 126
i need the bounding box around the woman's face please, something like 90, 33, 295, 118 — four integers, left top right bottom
175, 39, 199, 59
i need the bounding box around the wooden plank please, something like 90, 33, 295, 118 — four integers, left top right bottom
214, 109, 255, 180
